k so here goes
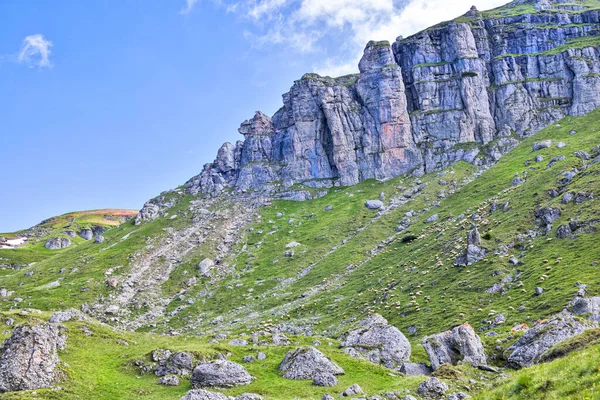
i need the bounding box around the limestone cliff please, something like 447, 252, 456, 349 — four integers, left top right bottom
184, 0, 600, 198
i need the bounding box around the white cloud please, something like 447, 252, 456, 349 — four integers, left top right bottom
228, 0, 508, 76
18, 34, 53, 68
180, 0, 200, 14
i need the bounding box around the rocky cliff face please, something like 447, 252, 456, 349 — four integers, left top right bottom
184, 0, 600, 198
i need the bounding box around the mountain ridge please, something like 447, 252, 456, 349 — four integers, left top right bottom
164, 0, 600, 208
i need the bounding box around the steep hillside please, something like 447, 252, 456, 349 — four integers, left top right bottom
1, 0, 600, 398
0, 209, 137, 269
0, 109, 598, 399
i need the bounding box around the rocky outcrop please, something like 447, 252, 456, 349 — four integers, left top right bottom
279, 346, 344, 380
190, 360, 252, 388
176, 1, 600, 201
0, 323, 66, 393
135, 194, 177, 225
340, 314, 411, 368
45, 237, 71, 250
456, 225, 486, 265
504, 313, 597, 368
572, 296, 600, 321
423, 323, 487, 370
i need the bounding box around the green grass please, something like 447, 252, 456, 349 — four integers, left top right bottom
0, 209, 137, 268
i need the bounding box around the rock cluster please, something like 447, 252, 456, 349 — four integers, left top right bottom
45, 238, 71, 250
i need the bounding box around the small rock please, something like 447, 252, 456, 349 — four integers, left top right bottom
424, 214, 439, 223
158, 375, 180, 386
365, 200, 384, 210
535, 287, 544, 296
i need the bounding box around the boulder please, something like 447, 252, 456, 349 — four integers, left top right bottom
422, 323, 487, 370
398, 362, 432, 376
572, 297, 600, 321
417, 377, 448, 399
235, 394, 264, 400
424, 214, 439, 223
181, 389, 228, 400
190, 360, 252, 388
365, 200, 384, 210
504, 313, 597, 368
0, 323, 66, 392
198, 259, 215, 276
279, 346, 344, 380
340, 314, 411, 368
78, 229, 93, 240
532, 140, 552, 151
312, 372, 338, 387
156, 351, 194, 376
456, 226, 486, 265
342, 383, 363, 397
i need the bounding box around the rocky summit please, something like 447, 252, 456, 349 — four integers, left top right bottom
2, 0, 600, 399
185, 0, 600, 200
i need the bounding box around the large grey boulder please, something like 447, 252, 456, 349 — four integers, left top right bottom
422, 323, 487, 370
505, 313, 597, 368
190, 360, 253, 388
340, 314, 411, 368
44, 238, 71, 250
417, 377, 448, 399
0, 323, 66, 392
279, 346, 344, 380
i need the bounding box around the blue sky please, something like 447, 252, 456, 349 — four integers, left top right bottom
0, 0, 507, 232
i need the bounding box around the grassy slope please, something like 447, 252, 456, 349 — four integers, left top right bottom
0, 209, 137, 269
0, 110, 599, 399
0, 310, 597, 399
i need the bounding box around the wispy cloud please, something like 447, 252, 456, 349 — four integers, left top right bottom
18, 34, 53, 68
222, 0, 508, 76
180, 0, 200, 14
